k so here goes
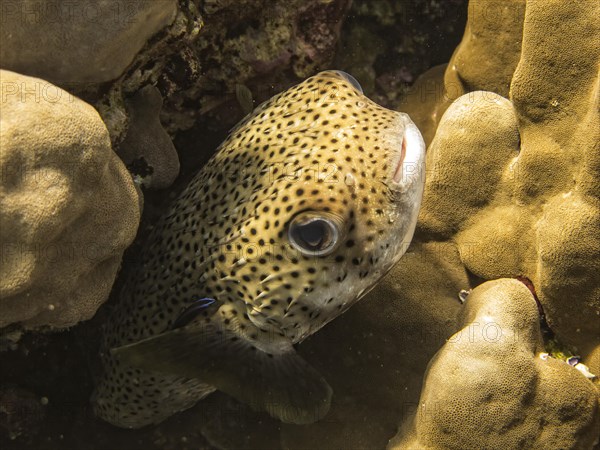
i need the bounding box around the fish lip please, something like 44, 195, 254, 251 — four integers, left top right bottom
390, 117, 426, 188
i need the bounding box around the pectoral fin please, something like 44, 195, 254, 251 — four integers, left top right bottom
111, 323, 332, 424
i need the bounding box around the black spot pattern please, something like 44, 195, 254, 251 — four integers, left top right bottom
93, 71, 417, 428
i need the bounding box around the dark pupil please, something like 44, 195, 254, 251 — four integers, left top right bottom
297, 221, 328, 249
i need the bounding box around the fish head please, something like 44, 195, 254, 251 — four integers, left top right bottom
212, 70, 425, 342
102, 71, 426, 427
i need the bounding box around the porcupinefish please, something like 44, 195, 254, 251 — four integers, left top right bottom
93, 70, 426, 428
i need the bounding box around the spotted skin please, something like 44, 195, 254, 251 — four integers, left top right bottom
93, 71, 425, 428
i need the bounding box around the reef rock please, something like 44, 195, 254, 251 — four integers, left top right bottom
0, 0, 178, 85
0, 70, 141, 330
160, 0, 352, 132
117, 85, 180, 189
389, 279, 600, 450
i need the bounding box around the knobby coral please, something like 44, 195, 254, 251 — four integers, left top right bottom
421, 0, 600, 362
398, 0, 526, 147
389, 279, 599, 450
443, 0, 526, 99
0, 70, 141, 330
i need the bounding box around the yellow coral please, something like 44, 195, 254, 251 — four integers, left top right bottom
389, 279, 599, 450
0, 70, 141, 329
444, 0, 526, 99
408, 0, 600, 363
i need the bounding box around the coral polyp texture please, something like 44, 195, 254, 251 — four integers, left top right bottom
0, 70, 141, 330
420, 0, 600, 362
389, 279, 600, 450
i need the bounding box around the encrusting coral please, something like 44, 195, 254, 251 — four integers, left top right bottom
0, 70, 141, 330
389, 279, 600, 450
399, 0, 600, 365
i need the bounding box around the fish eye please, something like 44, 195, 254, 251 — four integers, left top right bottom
331, 70, 363, 93
288, 212, 342, 256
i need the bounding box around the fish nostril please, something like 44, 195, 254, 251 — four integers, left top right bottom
331, 70, 363, 93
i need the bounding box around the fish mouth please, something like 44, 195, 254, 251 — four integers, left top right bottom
391, 118, 425, 187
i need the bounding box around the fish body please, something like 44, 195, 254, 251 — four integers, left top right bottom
93, 71, 426, 428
